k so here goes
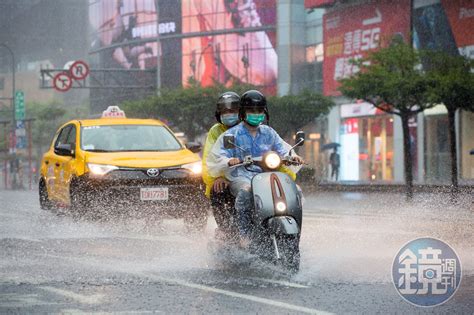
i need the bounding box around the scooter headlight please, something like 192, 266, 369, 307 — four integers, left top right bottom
263, 152, 281, 170
275, 201, 287, 212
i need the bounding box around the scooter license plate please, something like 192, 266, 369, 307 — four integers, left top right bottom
140, 187, 169, 201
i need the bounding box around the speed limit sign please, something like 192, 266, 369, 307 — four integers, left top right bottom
69, 60, 90, 80
53, 72, 73, 92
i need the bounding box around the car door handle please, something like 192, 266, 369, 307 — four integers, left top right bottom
55, 163, 60, 167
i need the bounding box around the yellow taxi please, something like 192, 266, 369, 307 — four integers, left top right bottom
39, 106, 208, 226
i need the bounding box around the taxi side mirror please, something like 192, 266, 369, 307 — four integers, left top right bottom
186, 142, 202, 153
55, 143, 75, 157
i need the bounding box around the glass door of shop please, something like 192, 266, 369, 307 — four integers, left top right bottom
359, 116, 394, 181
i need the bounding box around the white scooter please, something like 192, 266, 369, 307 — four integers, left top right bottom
214, 131, 305, 272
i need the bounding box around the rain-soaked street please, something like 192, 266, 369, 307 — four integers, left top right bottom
0, 189, 472, 314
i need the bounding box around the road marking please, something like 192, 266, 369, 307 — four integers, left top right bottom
60, 310, 159, 314
246, 276, 310, 288
0, 293, 62, 307
41, 254, 328, 314
40, 286, 104, 305
143, 273, 332, 315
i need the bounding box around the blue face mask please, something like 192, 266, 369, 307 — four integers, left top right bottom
221, 113, 239, 127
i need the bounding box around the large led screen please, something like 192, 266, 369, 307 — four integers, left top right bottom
89, 0, 182, 88
181, 0, 277, 92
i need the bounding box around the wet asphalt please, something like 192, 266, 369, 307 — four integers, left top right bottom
0, 189, 473, 314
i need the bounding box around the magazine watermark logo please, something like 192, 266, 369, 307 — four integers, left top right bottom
392, 237, 462, 307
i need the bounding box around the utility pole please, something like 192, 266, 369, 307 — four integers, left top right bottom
0, 43, 16, 189
155, 0, 161, 96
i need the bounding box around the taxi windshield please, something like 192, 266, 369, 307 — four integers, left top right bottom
81, 125, 182, 152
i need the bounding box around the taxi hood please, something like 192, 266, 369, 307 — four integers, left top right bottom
84, 149, 200, 169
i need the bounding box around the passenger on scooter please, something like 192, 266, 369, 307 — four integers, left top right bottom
207, 90, 303, 248
202, 91, 241, 238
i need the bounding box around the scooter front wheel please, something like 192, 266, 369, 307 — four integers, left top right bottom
275, 234, 300, 272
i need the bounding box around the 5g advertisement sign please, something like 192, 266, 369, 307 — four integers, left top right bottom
322, 0, 410, 96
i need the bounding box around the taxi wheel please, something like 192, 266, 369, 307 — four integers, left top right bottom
39, 179, 53, 210
69, 180, 89, 215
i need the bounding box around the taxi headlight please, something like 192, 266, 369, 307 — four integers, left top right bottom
263, 152, 281, 170
87, 163, 118, 176
181, 161, 202, 175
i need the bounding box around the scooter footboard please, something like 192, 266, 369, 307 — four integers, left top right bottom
267, 216, 299, 235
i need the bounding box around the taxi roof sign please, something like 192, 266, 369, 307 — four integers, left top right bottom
102, 106, 126, 118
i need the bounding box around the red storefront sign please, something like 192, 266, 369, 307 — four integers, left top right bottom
323, 0, 411, 96
304, 0, 335, 9
441, 0, 474, 50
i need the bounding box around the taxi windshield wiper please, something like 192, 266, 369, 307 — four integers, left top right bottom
85, 149, 113, 152
115, 149, 157, 152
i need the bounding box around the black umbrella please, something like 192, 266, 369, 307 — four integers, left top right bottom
321, 142, 340, 151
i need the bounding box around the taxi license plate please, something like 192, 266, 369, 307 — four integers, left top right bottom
140, 187, 169, 201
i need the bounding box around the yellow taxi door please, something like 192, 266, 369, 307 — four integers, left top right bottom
60, 124, 79, 205
51, 124, 74, 204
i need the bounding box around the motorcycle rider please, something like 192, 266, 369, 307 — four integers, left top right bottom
202, 91, 241, 238
207, 90, 303, 247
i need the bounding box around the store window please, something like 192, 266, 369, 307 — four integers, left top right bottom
461, 111, 474, 181
424, 114, 449, 183
339, 102, 395, 182
305, 43, 324, 63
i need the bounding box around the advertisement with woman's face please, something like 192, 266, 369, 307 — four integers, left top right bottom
89, 0, 277, 92
181, 0, 277, 93
89, 0, 159, 70
89, 0, 182, 88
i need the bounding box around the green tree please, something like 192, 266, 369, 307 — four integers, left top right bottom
269, 89, 334, 139
339, 39, 437, 199
28, 100, 89, 164
123, 85, 334, 143
425, 52, 474, 192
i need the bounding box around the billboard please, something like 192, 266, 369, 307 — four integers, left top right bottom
414, 0, 474, 58
89, 0, 182, 88
322, 0, 411, 96
182, 0, 277, 93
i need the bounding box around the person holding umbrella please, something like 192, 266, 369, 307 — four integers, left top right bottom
329, 147, 340, 181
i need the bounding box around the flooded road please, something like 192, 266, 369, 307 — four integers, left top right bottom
1, 189, 473, 314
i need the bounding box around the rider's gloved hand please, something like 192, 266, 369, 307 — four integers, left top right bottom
228, 158, 241, 166
286, 156, 304, 165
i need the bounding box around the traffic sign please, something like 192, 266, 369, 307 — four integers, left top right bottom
16, 120, 26, 137
15, 90, 25, 120
69, 60, 89, 80
53, 72, 73, 92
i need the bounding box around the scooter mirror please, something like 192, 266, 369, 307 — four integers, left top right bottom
295, 131, 305, 146
224, 135, 236, 149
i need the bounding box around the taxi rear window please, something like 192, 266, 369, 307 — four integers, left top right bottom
80, 125, 182, 152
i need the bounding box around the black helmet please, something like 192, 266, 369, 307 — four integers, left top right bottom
215, 91, 240, 123
239, 90, 269, 122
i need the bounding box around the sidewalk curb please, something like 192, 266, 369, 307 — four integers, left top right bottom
300, 183, 474, 194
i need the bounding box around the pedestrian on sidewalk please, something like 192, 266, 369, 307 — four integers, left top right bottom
329, 147, 340, 181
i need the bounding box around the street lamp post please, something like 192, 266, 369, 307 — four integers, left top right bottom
1, 43, 16, 189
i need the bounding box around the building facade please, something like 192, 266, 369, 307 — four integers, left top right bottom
88, 0, 473, 184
